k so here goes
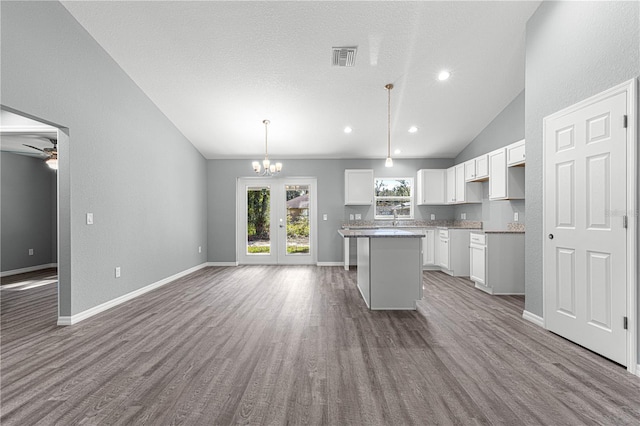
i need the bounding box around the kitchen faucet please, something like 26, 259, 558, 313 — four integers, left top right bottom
392, 208, 399, 226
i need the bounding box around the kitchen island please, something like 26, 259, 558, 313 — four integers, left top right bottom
338, 228, 425, 310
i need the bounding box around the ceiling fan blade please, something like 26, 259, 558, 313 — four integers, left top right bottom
23, 144, 46, 153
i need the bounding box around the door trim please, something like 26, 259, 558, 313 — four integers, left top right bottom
542, 78, 637, 374
236, 177, 318, 265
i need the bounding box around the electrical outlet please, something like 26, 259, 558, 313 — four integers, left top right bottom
355, 214, 362, 220
514, 212, 519, 222
198, 246, 202, 253
86, 213, 94, 225
349, 214, 354, 221
115, 267, 121, 278
430, 214, 435, 220
461, 213, 466, 220
28, 249, 34, 256
323, 214, 328, 221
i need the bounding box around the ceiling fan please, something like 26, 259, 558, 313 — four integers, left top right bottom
23, 138, 58, 170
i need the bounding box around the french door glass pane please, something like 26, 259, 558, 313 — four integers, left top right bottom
285, 185, 310, 255
247, 186, 270, 255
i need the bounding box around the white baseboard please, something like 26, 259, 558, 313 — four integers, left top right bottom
317, 262, 343, 267
635, 365, 640, 378
57, 262, 208, 326
1, 263, 58, 278
522, 310, 544, 328
206, 261, 238, 267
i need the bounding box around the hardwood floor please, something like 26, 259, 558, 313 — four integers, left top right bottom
1, 266, 639, 425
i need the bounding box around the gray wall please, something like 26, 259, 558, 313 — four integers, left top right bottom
1, 1, 208, 315
524, 1, 639, 325
207, 158, 454, 263
1, 152, 57, 272
453, 90, 526, 230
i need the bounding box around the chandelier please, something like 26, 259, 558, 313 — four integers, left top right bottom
252, 119, 282, 176
385, 83, 394, 167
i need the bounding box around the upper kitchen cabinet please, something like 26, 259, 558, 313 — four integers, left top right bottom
488, 148, 525, 200
416, 169, 446, 205
506, 139, 526, 167
344, 169, 374, 205
447, 165, 481, 204
464, 154, 489, 182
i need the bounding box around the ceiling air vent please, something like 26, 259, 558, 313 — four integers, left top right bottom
332, 47, 357, 67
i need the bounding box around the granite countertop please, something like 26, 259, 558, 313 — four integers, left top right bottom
338, 229, 426, 238
477, 230, 526, 234
341, 220, 482, 230
472, 222, 525, 234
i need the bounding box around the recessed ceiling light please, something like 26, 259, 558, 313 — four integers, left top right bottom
344, 126, 353, 134
408, 126, 418, 133
438, 70, 451, 81
394, 148, 401, 155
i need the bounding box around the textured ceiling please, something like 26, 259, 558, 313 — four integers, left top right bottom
61, 1, 540, 160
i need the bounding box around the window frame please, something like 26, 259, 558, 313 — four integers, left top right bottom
373, 177, 414, 220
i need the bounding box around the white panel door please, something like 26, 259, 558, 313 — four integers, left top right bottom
544, 91, 628, 365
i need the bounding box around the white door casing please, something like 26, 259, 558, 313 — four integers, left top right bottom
543, 79, 637, 371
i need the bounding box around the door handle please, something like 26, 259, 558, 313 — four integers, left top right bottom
548, 234, 554, 240
279, 224, 284, 228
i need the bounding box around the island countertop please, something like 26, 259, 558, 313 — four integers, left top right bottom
338, 229, 426, 238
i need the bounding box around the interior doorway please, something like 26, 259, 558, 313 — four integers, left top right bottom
0, 106, 68, 325
237, 177, 317, 265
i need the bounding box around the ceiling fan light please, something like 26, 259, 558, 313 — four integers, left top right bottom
385, 157, 393, 168
46, 158, 58, 170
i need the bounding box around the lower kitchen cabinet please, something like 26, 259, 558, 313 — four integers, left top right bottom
469, 232, 525, 295
437, 229, 472, 277
422, 228, 439, 269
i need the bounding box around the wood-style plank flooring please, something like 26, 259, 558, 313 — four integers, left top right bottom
1, 266, 639, 425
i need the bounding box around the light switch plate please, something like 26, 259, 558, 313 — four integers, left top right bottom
198, 246, 202, 253
461, 213, 466, 220
28, 249, 34, 256
430, 214, 435, 220
86, 213, 94, 225
323, 214, 328, 221
514, 212, 519, 222
115, 267, 121, 278
349, 214, 354, 221
355, 214, 362, 220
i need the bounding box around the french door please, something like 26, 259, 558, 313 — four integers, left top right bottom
237, 177, 317, 265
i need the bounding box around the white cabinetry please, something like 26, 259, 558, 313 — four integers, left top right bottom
448, 164, 482, 204
422, 228, 438, 269
446, 167, 456, 204
344, 169, 373, 205
469, 233, 486, 285
488, 148, 525, 200
469, 232, 525, 295
506, 139, 526, 167
438, 229, 472, 276
416, 169, 446, 205
437, 230, 450, 270
464, 154, 489, 182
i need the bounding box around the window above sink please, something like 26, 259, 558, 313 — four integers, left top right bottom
374, 177, 414, 220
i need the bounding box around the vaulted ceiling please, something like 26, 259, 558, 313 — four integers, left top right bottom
61, 1, 540, 160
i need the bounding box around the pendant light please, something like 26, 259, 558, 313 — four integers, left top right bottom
385, 83, 394, 167
252, 119, 282, 176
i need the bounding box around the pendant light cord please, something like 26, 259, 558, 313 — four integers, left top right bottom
263, 119, 269, 160
387, 85, 391, 158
